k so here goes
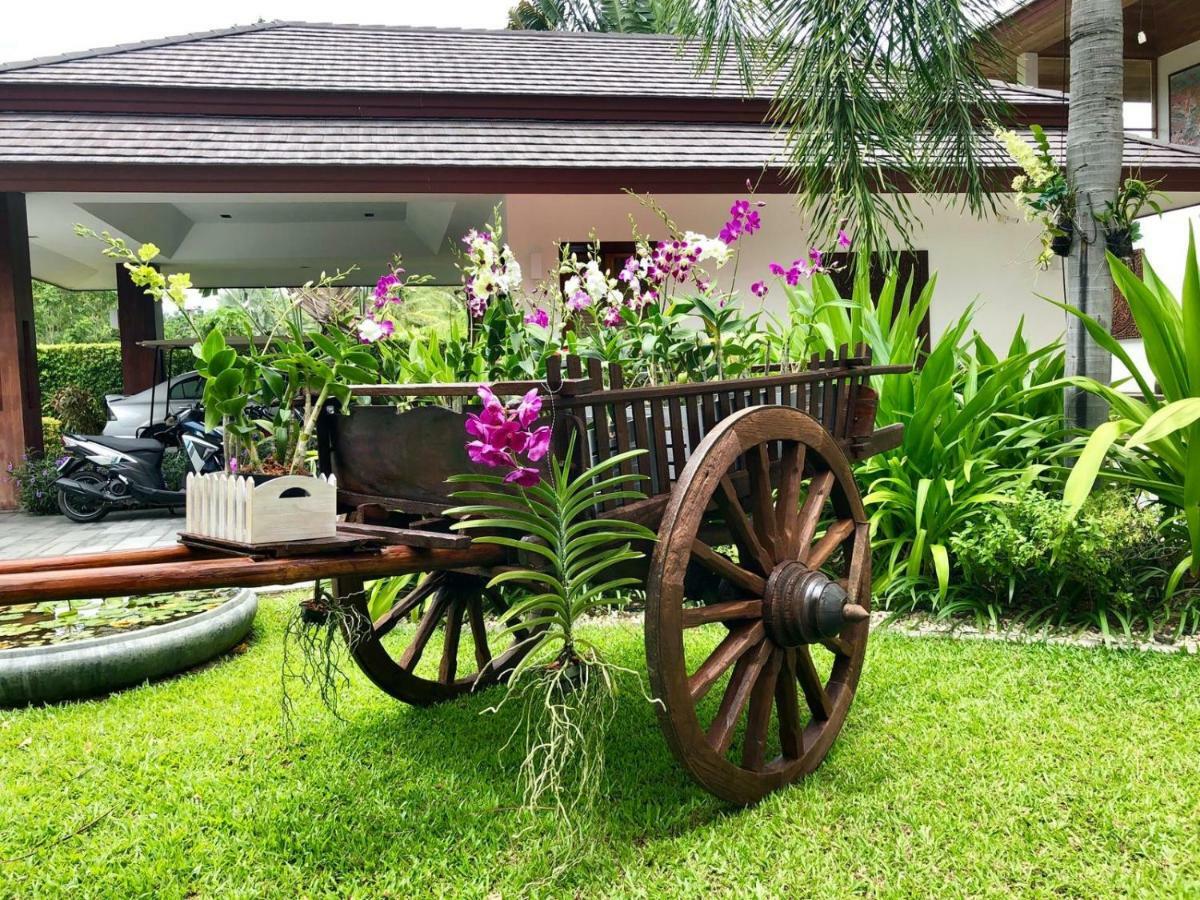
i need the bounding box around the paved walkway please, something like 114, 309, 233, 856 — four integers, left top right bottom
0, 509, 184, 560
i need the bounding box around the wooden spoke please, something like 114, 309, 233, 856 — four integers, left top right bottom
707, 639, 773, 756
690, 540, 767, 596
741, 648, 782, 771
714, 476, 774, 573
792, 470, 834, 562
845, 524, 870, 604
688, 620, 765, 703
775, 650, 804, 759
467, 595, 492, 671
373, 573, 444, 638
398, 588, 451, 671
681, 599, 763, 628
821, 634, 854, 658
438, 596, 464, 684
746, 444, 778, 559
795, 646, 833, 720
774, 441, 806, 555
804, 518, 856, 570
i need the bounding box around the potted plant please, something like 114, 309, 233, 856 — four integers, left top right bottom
1094, 176, 1166, 261
995, 124, 1076, 267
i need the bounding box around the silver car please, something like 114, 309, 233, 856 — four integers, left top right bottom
102, 371, 204, 437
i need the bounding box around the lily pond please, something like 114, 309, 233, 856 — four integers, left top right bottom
0, 592, 229, 650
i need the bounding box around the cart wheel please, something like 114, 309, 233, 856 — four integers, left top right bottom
646, 405, 871, 805
333, 571, 534, 706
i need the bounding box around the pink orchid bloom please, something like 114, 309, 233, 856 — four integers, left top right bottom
742, 210, 761, 235
751, 280, 768, 298
768, 262, 786, 277
837, 229, 852, 249
524, 308, 550, 327
515, 389, 542, 427
467, 441, 512, 468
730, 199, 751, 217
504, 466, 541, 487
525, 426, 552, 462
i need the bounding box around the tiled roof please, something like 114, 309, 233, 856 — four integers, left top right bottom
1, 112, 1194, 172
0, 21, 1064, 105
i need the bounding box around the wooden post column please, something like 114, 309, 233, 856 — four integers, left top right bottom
0, 193, 42, 509
116, 263, 163, 394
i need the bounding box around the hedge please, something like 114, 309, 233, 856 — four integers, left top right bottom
37, 342, 191, 416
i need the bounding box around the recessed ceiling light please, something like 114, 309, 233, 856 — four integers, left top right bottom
220, 213, 232, 219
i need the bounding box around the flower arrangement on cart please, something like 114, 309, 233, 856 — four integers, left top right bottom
73, 193, 901, 825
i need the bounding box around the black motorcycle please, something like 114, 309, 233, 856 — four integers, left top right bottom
54, 405, 225, 523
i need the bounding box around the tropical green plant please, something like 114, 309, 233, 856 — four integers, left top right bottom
445, 439, 655, 826
861, 315, 1065, 600
508, 0, 668, 32
1053, 230, 1200, 590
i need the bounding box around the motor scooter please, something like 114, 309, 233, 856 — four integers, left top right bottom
54, 405, 224, 523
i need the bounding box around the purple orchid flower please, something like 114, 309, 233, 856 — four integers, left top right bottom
751, 280, 768, 298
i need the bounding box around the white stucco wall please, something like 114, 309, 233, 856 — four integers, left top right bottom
1157, 39, 1200, 142
503, 192, 1068, 352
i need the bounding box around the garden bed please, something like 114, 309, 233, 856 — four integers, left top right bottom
0, 589, 257, 705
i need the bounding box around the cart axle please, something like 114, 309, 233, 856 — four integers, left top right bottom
762, 560, 868, 647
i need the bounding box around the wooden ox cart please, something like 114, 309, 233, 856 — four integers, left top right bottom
0, 346, 904, 805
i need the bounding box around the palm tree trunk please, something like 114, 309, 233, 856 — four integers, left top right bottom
1065, 0, 1124, 428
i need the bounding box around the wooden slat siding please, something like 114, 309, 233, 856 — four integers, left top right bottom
609, 364, 635, 480
702, 391, 718, 437
835, 345, 850, 438
844, 343, 867, 440
648, 397, 671, 494
822, 349, 837, 434
555, 361, 877, 407
684, 393, 703, 462
586, 358, 613, 509
564, 355, 589, 474
808, 354, 823, 423
630, 398, 654, 489
667, 395, 686, 482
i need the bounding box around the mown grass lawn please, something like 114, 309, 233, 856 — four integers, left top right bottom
1, 593, 1198, 898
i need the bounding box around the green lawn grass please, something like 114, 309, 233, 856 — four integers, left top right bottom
2, 594, 1199, 898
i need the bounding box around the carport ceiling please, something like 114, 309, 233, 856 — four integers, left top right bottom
27, 192, 502, 289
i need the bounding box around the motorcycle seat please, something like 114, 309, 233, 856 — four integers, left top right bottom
81, 435, 165, 454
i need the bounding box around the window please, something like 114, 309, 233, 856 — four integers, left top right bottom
826, 250, 932, 352
168, 375, 202, 401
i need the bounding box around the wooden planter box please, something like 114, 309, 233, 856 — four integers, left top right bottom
185, 473, 338, 545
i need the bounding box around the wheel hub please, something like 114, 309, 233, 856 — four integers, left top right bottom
762, 560, 866, 647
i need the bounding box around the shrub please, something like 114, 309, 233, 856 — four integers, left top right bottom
51, 385, 106, 435
41, 417, 63, 458
6, 454, 62, 515
161, 449, 189, 491
36, 342, 123, 416
950, 488, 1187, 636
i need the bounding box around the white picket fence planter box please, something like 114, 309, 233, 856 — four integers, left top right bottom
185, 473, 338, 545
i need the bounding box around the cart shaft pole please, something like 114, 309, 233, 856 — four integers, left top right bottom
0, 544, 505, 606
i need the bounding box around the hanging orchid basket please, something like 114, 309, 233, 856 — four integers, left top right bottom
1105, 229, 1136, 261
1050, 217, 1074, 258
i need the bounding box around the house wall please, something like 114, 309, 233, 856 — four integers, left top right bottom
1157, 39, 1200, 142
503, 192, 1068, 352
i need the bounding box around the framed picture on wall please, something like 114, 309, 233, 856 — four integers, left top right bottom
1169, 62, 1200, 146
